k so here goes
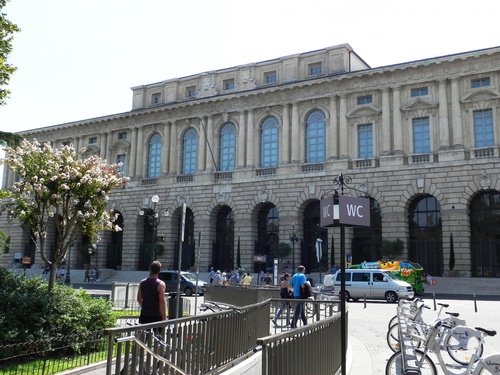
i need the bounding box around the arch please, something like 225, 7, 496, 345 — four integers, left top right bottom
301, 200, 328, 272
470, 190, 500, 277
172, 206, 196, 270
305, 110, 326, 163
211, 205, 235, 272
219, 123, 236, 171
253, 203, 279, 273
147, 133, 162, 178
182, 128, 198, 175
408, 194, 443, 276
108, 211, 124, 270
260, 116, 279, 168
352, 198, 383, 264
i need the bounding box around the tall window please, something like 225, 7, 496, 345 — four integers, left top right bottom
413, 117, 430, 153
260, 117, 279, 167
305, 111, 325, 163
474, 109, 494, 147
182, 128, 198, 174
358, 124, 373, 158
117, 154, 126, 176
147, 133, 162, 178
219, 123, 236, 171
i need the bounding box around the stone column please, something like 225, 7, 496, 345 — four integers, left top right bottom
450, 78, 463, 147
136, 127, 144, 178
246, 109, 255, 167
162, 122, 170, 175
438, 80, 450, 150
328, 96, 338, 159
291, 103, 300, 163
281, 103, 290, 164
238, 111, 246, 168
100, 132, 108, 161
129, 128, 137, 178
206, 116, 215, 171
381, 88, 391, 155
392, 87, 403, 153
169, 121, 178, 174
198, 117, 207, 172
339, 95, 348, 158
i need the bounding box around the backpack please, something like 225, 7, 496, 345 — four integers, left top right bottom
301, 281, 312, 298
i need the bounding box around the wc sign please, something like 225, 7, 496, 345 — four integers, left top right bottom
320, 195, 370, 227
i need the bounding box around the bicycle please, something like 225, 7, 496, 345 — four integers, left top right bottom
386, 317, 498, 375
386, 300, 483, 365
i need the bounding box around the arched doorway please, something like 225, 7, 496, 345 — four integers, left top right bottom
212, 206, 234, 272
254, 204, 279, 272
174, 207, 195, 270
302, 200, 328, 272
408, 195, 443, 276
107, 212, 123, 269
351, 198, 382, 264
470, 191, 500, 277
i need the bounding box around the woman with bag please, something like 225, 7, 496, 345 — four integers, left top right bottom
271, 273, 292, 326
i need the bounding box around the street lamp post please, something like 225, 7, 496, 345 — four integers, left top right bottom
139, 195, 169, 263
289, 226, 299, 270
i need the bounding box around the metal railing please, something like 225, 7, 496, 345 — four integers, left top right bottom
105, 300, 270, 375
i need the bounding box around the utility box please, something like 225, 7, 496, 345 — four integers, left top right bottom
168, 295, 183, 319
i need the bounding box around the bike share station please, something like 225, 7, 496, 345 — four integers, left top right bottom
320, 174, 371, 375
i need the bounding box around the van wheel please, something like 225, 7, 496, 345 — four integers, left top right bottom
184, 288, 193, 296
385, 291, 398, 303
341, 291, 351, 301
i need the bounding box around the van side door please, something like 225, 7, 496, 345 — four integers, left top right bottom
350, 272, 371, 299
370, 271, 388, 299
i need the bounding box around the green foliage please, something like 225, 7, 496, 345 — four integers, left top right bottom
270, 242, 292, 259
0, 267, 116, 345
0, 0, 20, 106
380, 238, 404, 260
1, 139, 128, 291
0, 131, 22, 147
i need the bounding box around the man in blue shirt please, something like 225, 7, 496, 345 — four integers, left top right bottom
290, 265, 307, 328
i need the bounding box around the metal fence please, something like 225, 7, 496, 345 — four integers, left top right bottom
105, 299, 271, 375
0, 331, 107, 375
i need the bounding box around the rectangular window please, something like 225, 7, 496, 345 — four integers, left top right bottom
62, 141, 70, 146
118, 132, 127, 140
471, 77, 490, 88
309, 62, 322, 76
358, 124, 373, 158
223, 79, 235, 91
88, 137, 97, 145
185, 86, 197, 98
117, 154, 126, 176
357, 95, 373, 105
412, 117, 430, 153
474, 109, 494, 147
411, 87, 428, 97
151, 92, 162, 105
264, 71, 277, 84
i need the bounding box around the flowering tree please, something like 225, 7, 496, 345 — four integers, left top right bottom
1, 139, 128, 291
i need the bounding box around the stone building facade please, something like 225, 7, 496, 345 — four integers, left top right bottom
2, 43, 500, 278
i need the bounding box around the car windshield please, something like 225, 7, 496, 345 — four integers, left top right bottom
383, 271, 395, 280
182, 272, 197, 282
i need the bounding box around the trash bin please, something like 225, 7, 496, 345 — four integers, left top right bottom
168, 295, 183, 319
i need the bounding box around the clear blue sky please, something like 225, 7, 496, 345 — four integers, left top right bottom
2, 0, 500, 134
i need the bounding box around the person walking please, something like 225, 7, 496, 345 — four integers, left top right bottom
137, 260, 167, 324
290, 265, 307, 328
272, 273, 292, 326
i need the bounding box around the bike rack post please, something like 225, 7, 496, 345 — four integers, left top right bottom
474, 293, 477, 313
433, 293, 436, 311
363, 291, 366, 309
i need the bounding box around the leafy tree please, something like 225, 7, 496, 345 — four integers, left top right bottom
380, 238, 404, 260
270, 242, 291, 262
1, 139, 128, 291
0, 131, 22, 147
0, 0, 20, 106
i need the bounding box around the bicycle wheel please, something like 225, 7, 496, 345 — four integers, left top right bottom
386, 323, 422, 352
444, 328, 483, 365
385, 349, 437, 375
305, 299, 316, 318
387, 315, 397, 330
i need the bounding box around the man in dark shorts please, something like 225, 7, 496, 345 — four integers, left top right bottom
137, 261, 167, 323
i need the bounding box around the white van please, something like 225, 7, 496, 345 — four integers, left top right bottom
333, 269, 414, 303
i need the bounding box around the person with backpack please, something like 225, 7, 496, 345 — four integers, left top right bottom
290, 265, 308, 328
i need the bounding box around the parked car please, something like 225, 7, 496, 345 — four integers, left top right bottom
158, 270, 207, 296
332, 268, 414, 303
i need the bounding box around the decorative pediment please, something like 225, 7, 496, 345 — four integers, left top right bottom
82, 144, 100, 156
401, 98, 437, 112
460, 89, 500, 103
346, 104, 381, 118
110, 140, 131, 154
